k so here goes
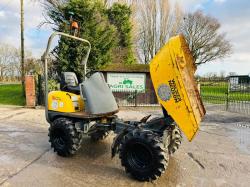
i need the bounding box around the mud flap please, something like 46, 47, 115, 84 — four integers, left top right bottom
111, 128, 129, 158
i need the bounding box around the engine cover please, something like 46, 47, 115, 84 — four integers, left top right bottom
48, 91, 84, 113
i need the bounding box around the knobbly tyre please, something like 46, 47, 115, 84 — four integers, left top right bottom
42, 30, 205, 181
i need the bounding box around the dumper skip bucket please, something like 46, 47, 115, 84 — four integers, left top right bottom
150, 35, 206, 141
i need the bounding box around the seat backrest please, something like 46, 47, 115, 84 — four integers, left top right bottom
81, 72, 118, 115
60, 72, 79, 90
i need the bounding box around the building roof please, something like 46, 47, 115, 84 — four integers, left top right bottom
98, 63, 149, 73
229, 75, 250, 78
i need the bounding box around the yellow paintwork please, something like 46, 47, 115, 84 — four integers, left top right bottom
150, 35, 206, 141
48, 91, 84, 113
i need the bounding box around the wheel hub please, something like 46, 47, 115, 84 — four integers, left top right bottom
127, 142, 153, 170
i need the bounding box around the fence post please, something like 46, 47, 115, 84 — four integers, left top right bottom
134, 90, 137, 107
197, 79, 201, 94
37, 74, 43, 105
226, 92, 229, 111
226, 80, 230, 111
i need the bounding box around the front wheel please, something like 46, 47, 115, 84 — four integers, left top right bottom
48, 117, 83, 157
119, 129, 169, 181
168, 125, 182, 155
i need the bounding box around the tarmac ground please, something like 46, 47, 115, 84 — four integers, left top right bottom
0, 107, 249, 187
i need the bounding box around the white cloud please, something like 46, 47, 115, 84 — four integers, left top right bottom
214, 0, 226, 3
174, 0, 250, 75
171, 0, 207, 12
0, 0, 52, 57
193, 4, 205, 11
196, 58, 250, 76
0, 10, 5, 18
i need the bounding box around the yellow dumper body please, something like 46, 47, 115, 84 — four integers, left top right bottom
150, 35, 206, 141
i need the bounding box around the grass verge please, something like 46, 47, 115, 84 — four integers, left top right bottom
0, 84, 25, 106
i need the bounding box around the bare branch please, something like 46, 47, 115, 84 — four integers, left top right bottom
132, 0, 183, 64
180, 11, 232, 65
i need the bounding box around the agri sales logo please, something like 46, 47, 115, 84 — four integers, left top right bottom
109, 78, 144, 90
107, 73, 146, 92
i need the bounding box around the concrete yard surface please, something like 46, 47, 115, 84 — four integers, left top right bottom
0, 107, 250, 187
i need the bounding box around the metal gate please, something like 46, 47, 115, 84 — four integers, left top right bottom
200, 78, 250, 115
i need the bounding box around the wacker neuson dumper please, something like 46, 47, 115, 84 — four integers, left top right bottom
42, 31, 206, 181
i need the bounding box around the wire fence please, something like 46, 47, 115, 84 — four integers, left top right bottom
36, 76, 250, 114
200, 78, 250, 115
112, 89, 159, 107
35, 77, 160, 107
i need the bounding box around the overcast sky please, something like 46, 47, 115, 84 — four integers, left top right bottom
0, 0, 249, 76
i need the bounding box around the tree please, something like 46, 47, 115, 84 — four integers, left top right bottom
180, 11, 232, 65
0, 44, 34, 82
219, 70, 226, 79
105, 1, 231, 67
25, 58, 44, 75
42, 0, 117, 78
42, 0, 134, 79
228, 72, 237, 77
0, 44, 19, 81
103, 0, 137, 7
132, 0, 183, 64
107, 3, 135, 64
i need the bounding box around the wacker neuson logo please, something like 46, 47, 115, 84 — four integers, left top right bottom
107, 73, 146, 92
168, 79, 182, 103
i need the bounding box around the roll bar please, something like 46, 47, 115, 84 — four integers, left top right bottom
42, 32, 91, 122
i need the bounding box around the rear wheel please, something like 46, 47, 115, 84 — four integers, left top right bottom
119, 129, 169, 181
49, 117, 83, 157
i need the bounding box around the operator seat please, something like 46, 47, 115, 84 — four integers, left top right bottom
60, 72, 80, 95
81, 72, 119, 115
